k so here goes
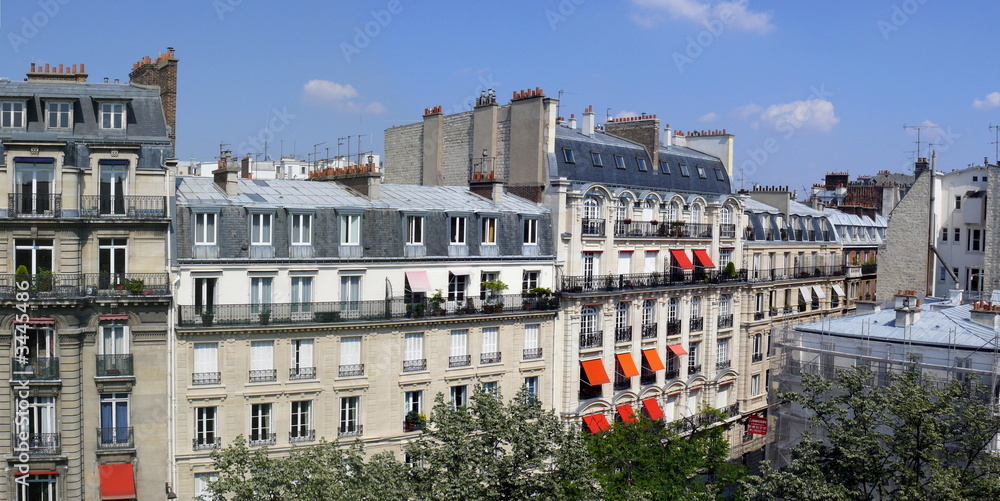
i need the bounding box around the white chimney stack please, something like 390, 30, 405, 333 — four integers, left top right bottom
664, 124, 673, 147
569, 114, 577, 130
582, 105, 595, 136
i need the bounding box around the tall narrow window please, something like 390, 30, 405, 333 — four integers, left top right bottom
524, 324, 540, 359
194, 277, 217, 314
195, 213, 217, 245
717, 339, 730, 366
404, 332, 425, 371
340, 275, 361, 315
99, 162, 128, 215
450, 329, 469, 367
448, 273, 468, 302
339, 396, 361, 435
523, 218, 538, 245
522, 271, 539, 292
250, 403, 273, 445
193, 342, 219, 385
250, 277, 272, 313
249, 341, 275, 382
450, 385, 468, 408
250, 213, 273, 245
481, 327, 499, 364
290, 339, 314, 379
99, 238, 128, 288
450, 216, 467, 244
339, 336, 363, 376
291, 276, 313, 315
524, 376, 539, 399
16, 161, 55, 215
100, 323, 128, 356
290, 401, 313, 442
292, 213, 313, 245
339, 214, 360, 245
407, 215, 424, 245
99, 393, 130, 446
482, 217, 498, 244
194, 406, 218, 449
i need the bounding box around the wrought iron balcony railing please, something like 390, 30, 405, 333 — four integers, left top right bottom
688, 364, 702, 375
665, 369, 680, 380
249, 432, 276, 446
614, 376, 632, 391
613, 221, 713, 239
752, 353, 764, 363
666, 319, 682, 336
249, 369, 277, 382
449, 355, 471, 368
0, 273, 170, 301
614, 326, 633, 343
522, 348, 543, 360
97, 427, 134, 449
403, 359, 427, 372
289, 367, 316, 380
747, 266, 847, 283
480, 352, 502, 364
193, 437, 220, 450
719, 224, 737, 238
560, 268, 747, 294
339, 364, 365, 377
79, 195, 168, 219
580, 330, 603, 349
718, 314, 734, 329
192, 372, 221, 385
96, 354, 133, 377
13, 432, 60, 454
338, 425, 363, 438
582, 218, 606, 236
641, 323, 657, 339
640, 371, 657, 385
716, 360, 732, 370
689, 317, 704, 332
12, 357, 59, 380
8, 193, 61, 218
289, 429, 316, 443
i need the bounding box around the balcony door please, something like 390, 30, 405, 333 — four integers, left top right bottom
24, 396, 56, 436
16, 161, 54, 214
99, 393, 129, 445
99, 238, 127, 288
15, 239, 53, 275
27, 327, 55, 359
99, 162, 128, 215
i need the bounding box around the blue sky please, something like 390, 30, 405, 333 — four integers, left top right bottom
2, 0, 998, 192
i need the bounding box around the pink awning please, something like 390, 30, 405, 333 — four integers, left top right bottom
405, 271, 433, 293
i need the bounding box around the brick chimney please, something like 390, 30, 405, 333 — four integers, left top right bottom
892, 290, 921, 327
603, 114, 660, 172
213, 150, 240, 196
130, 47, 179, 156
26, 63, 88, 83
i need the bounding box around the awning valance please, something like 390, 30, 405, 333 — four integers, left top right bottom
692, 249, 716, 268
642, 349, 665, 372
615, 352, 639, 378
581, 359, 611, 385
405, 271, 433, 293
667, 344, 688, 356
669, 249, 694, 270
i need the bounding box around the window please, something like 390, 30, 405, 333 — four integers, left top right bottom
193, 342, 219, 384
614, 154, 626, 169
250, 213, 273, 245
969, 229, 982, 252
720, 294, 732, 317
450, 329, 468, 361
99, 393, 130, 445
482, 217, 498, 244
194, 473, 218, 500
482, 381, 499, 396
448, 273, 468, 302
480, 271, 499, 300
637, 157, 649, 171
2, 101, 25, 128
697, 166, 707, 178
667, 297, 678, 320
290, 213, 312, 245
290, 339, 314, 379
562, 148, 576, 163
616, 197, 629, 221
250, 277, 272, 313
679, 163, 690, 176
99, 238, 127, 286
717, 339, 730, 365
752, 334, 763, 357
955, 196, 962, 209
195, 213, 217, 245
591, 152, 603, 167
583, 197, 602, 219
194, 277, 217, 315
660, 161, 671, 174
340, 275, 361, 306
250, 340, 274, 381
340, 396, 361, 435
719, 249, 733, 267
450, 385, 468, 408
522, 271, 539, 292
524, 376, 539, 399
751, 374, 761, 395
523, 218, 538, 245
715, 168, 725, 181
339, 214, 360, 245
482, 327, 499, 363
405, 390, 423, 415
404, 333, 424, 364
100, 323, 128, 356
581, 306, 598, 332
406, 215, 424, 245
616, 302, 631, 330
974, 176, 979, 182
450, 216, 467, 245
194, 406, 218, 448
688, 343, 700, 368
46, 101, 71, 129
15, 162, 55, 215
100, 102, 125, 129
954, 228, 961, 241
642, 299, 655, 325
524, 324, 540, 359
290, 401, 313, 441
339, 336, 362, 375
942, 228, 948, 241
99, 162, 128, 215
17, 474, 56, 501
719, 207, 732, 225
250, 403, 273, 445
290, 276, 313, 314
691, 296, 702, 318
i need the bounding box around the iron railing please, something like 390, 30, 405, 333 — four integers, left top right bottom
523, 348, 543, 360
96, 354, 133, 377
716, 360, 732, 370
449, 355, 471, 368
747, 266, 846, 283
14, 433, 60, 454
753, 311, 765, 321
8, 193, 61, 218
640, 371, 657, 385
97, 427, 134, 449
614, 376, 631, 391
689, 317, 704, 332
561, 268, 747, 294
480, 352, 501, 364
289, 367, 316, 380
289, 429, 316, 443
752, 353, 764, 363
666, 319, 682, 336
720, 224, 737, 238
339, 364, 365, 377
250, 432, 276, 446
861, 263, 878, 275
193, 437, 220, 450
665, 369, 680, 380
614, 221, 713, 239
338, 425, 363, 438
718, 314, 734, 329
178, 293, 558, 327
79, 195, 168, 219
192, 372, 221, 385
688, 364, 702, 375
403, 359, 427, 372
249, 369, 277, 382
582, 218, 606, 236
580, 330, 603, 349
641, 323, 657, 339
614, 326, 633, 343
579, 386, 603, 401
12, 357, 59, 380
0, 273, 170, 300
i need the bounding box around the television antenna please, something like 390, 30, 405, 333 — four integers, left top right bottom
989, 124, 1000, 165
903, 123, 939, 160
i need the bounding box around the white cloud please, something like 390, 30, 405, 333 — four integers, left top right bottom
973, 91, 1000, 110
731, 103, 763, 120
631, 0, 775, 34
697, 112, 718, 123
301, 79, 386, 115
615, 110, 640, 119
733, 99, 839, 133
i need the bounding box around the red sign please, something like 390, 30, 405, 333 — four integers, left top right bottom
747, 416, 768, 435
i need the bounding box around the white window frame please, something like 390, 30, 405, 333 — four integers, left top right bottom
450, 216, 467, 245
195, 406, 218, 447
406, 215, 424, 245
291, 339, 314, 371
717, 338, 729, 364
193, 342, 219, 374
250, 212, 273, 246
340, 396, 360, 432
2, 100, 25, 128
581, 306, 598, 332
404, 332, 424, 361
450, 329, 468, 357
482, 217, 498, 245
339, 213, 360, 246
290, 400, 312, 438
291, 213, 313, 246
340, 336, 362, 366
524, 376, 539, 398
523, 218, 538, 245
250, 403, 273, 443
751, 374, 761, 395
46, 101, 72, 129
250, 340, 274, 371
481, 327, 499, 357
99, 322, 128, 355
522, 271, 539, 292
100, 102, 126, 129
17, 473, 56, 501
194, 212, 218, 246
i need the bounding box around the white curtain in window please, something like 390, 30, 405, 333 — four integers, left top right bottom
193, 343, 218, 373
450, 330, 467, 357
340, 337, 361, 365
405, 333, 423, 361
482, 328, 498, 353
524, 325, 539, 350
250, 341, 273, 371
715, 386, 729, 408
293, 339, 313, 368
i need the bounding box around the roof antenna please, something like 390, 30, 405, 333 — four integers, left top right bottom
903, 123, 939, 160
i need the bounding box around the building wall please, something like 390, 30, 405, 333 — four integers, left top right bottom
878, 171, 931, 298
982, 165, 1000, 293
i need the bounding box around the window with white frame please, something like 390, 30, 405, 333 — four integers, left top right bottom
290, 400, 312, 441
291, 276, 313, 313
482, 381, 499, 396
194, 473, 218, 500
524, 376, 539, 399
720, 295, 732, 316
524, 324, 539, 353
667, 297, 678, 319
250, 213, 273, 245
99, 393, 129, 445
406, 215, 424, 245
450, 385, 468, 408
751, 374, 761, 395
339, 214, 360, 246
100, 102, 125, 129
753, 334, 763, 357
717, 338, 729, 365
642, 299, 655, 325
482, 217, 498, 244
616, 302, 631, 330
581, 306, 598, 332
193, 342, 219, 383
448, 273, 468, 302
450, 329, 468, 357
249, 341, 274, 381
46, 101, 71, 129
194, 212, 217, 245
250, 277, 272, 312
339, 336, 362, 374
291, 339, 314, 378
194, 406, 218, 448
250, 403, 273, 444
340, 275, 361, 305
616, 197, 629, 220
2, 101, 25, 128
523, 218, 538, 245
405, 332, 424, 362
17, 474, 56, 501
291, 213, 313, 245
522, 271, 539, 292
688, 342, 699, 368
583, 197, 602, 219
100, 323, 128, 355
450, 216, 467, 245
691, 296, 702, 318
481, 327, 499, 362
719, 249, 733, 267
340, 396, 361, 434
404, 390, 422, 415
719, 207, 732, 225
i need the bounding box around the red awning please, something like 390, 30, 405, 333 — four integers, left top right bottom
669, 249, 694, 270
692, 249, 716, 268
582, 249, 603, 253
642, 349, 665, 372
618, 249, 634, 253
583, 413, 612, 433
404, 271, 433, 293
99, 314, 129, 321
667, 344, 688, 356
616, 404, 638, 424
14, 318, 54, 324
615, 353, 639, 378
581, 359, 611, 385
642, 398, 665, 420
99, 464, 136, 500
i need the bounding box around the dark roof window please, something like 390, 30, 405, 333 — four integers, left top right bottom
562, 148, 575, 164
637, 157, 649, 172
591, 152, 603, 167
679, 163, 690, 177
715, 168, 725, 181
659, 161, 670, 174
614, 155, 626, 169
696, 166, 707, 179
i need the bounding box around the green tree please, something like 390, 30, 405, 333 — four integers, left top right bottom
586, 409, 746, 500
404, 386, 600, 501
742, 365, 1000, 501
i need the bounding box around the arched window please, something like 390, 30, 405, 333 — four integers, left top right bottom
583, 197, 602, 220
616, 197, 629, 221
690, 204, 703, 224
581, 306, 598, 333
665, 202, 678, 222
719, 207, 732, 225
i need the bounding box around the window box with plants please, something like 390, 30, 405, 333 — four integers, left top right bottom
429, 289, 447, 316
523, 287, 553, 310
481, 279, 508, 314
404, 410, 426, 432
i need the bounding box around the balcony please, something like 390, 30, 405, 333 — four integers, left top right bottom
688, 364, 702, 375
193, 437, 220, 450
522, 348, 543, 360
753, 311, 765, 321
480, 352, 502, 364
614, 326, 633, 343
579, 330, 603, 349
96, 354, 133, 377
689, 317, 704, 332
250, 432, 276, 446
861, 263, 878, 275
747, 266, 846, 283
613, 221, 712, 239
339, 364, 365, 377
718, 314, 734, 329
12, 357, 59, 380
338, 425, 363, 438
752, 353, 764, 363
13, 433, 60, 455
666, 319, 682, 336
579, 385, 602, 401
289, 366, 316, 380
582, 218, 606, 236
614, 376, 631, 391
449, 355, 471, 368
177, 293, 559, 328
79, 195, 168, 219
720, 224, 737, 239
641, 323, 657, 339
640, 371, 656, 385
665, 369, 680, 380
8, 193, 61, 218
716, 360, 731, 370
192, 372, 221, 385
97, 427, 134, 450
403, 359, 427, 372
249, 369, 277, 382
0, 273, 170, 302
289, 429, 316, 443
560, 268, 747, 294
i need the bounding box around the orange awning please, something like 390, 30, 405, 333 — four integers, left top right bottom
692, 249, 716, 268
642, 349, 665, 371
642, 398, 665, 421
616, 404, 638, 424
667, 344, 688, 356
99, 464, 136, 500
669, 249, 694, 270
581, 359, 611, 385
583, 413, 612, 433
615, 352, 639, 378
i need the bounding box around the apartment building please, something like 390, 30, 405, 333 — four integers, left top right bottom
0, 58, 175, 500
171, 163, 557, 498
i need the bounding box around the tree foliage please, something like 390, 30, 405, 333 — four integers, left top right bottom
741, 365, 1000, 501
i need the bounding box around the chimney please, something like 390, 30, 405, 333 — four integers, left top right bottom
892, 290, 921, 327
914, 157, 930, 177
26, 62, 89, 82
568, 114, 577, 130
604, 113, 660, 175
969, 301, 1000, 329
421, 105, 445, 185
213, 149, 240, 196
854, 299, 882, 314
469, 179, 504, 203
130, 47, 179, 156
663, 123, 673, 147
581, 105, 595, 136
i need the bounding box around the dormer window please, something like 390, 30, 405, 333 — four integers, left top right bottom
614, 154, 626, 169
46, 102, 72, 129
100, 102, 125, 129
660, 161, 670, 174
1, 101, 25, 128
679, 163, 690, 176
590, 152, 603, 167
636, 157, 649, 172
696, 166, 707, 179
562, 148, 576, 164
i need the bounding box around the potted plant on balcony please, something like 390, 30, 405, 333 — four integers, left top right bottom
526, 287, 553, 310
36, 268, 53, 292
429, 289, 446, 316
482, 279, 508, 313
200, 311, 214, 326
127, 278, 145, 294
404, 410, 425, 432
670, 221, 684, 237
14, 265, 29, 294
259, 307, 271, 325
723, 261, 738, 279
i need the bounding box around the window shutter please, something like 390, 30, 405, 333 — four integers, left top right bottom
405, 333, 423, 361
482, 328, 498, 353
250, 341, 273, 370
524, 325, 539, 350
194, 343, 217, 373
340, 337, 361, 365
450, 330, 467, 357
